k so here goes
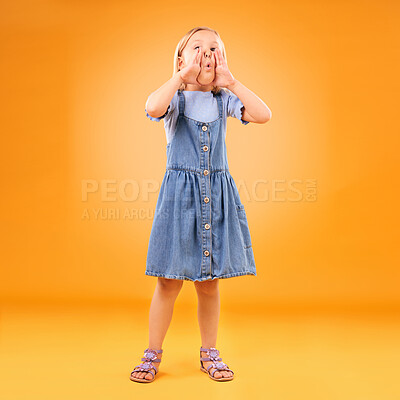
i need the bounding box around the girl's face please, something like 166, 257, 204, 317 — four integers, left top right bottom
179, 30, 221, 88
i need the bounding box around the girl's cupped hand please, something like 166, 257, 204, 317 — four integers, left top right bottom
179, 48, 202, 85
210, 48, 236, 88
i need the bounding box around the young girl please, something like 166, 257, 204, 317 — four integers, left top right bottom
130, 26, 271, 383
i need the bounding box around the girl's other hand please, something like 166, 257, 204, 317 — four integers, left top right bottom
179, 48, 202, 85
211, 48, 236, 88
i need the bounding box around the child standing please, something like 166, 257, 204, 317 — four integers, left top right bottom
130, 26, 271, 383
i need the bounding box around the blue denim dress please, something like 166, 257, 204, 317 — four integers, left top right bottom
145, 89, 257, 282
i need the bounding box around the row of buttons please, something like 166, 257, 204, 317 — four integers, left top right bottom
203, 125, 210, 259
203, 130, 209, 175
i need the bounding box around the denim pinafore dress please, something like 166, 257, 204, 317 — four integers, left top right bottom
146, 89, 257, 282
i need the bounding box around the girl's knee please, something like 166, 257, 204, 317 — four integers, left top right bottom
194, 278, 219, 295
157, 277, 183, 293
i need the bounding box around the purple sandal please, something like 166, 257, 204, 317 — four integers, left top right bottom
200, 346, 234, 381
130, 348, 163, 383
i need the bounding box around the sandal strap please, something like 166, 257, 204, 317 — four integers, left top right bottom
132, 363, 156, 377
200, 357, 222, 362
207, 361, 234, 377
141, 357, 162, 362
200, 346, 216, 352
133, 361, 158, 375
145, 348, 163, 353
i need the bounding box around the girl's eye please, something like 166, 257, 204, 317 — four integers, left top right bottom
194, 46, 217, 51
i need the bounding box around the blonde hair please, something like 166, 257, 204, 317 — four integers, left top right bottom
173, 26, 228, 95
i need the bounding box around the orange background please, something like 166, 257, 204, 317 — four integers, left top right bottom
1, 1, 400, 398
1, 0, 399, 308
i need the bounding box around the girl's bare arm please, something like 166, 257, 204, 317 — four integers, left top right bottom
227, 79, 272, 124
146, 49, 203, 118
146, 72, 184, 118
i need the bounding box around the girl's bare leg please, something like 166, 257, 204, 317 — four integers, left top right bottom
194, 279, 233, 378
131, 277, 183, 380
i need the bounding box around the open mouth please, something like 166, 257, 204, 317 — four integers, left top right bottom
204, 62, 212, 70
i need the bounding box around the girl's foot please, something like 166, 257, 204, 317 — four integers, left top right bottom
131, 349, 162, 381
200, 350, 233, 379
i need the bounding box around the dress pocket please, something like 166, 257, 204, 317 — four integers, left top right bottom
236, 204, 252, 249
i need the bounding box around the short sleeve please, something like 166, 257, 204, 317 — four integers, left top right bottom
145, 91, 178, 122
227, 92, 249, 125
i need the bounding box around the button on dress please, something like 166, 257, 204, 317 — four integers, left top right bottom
145, 89, 257, 282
